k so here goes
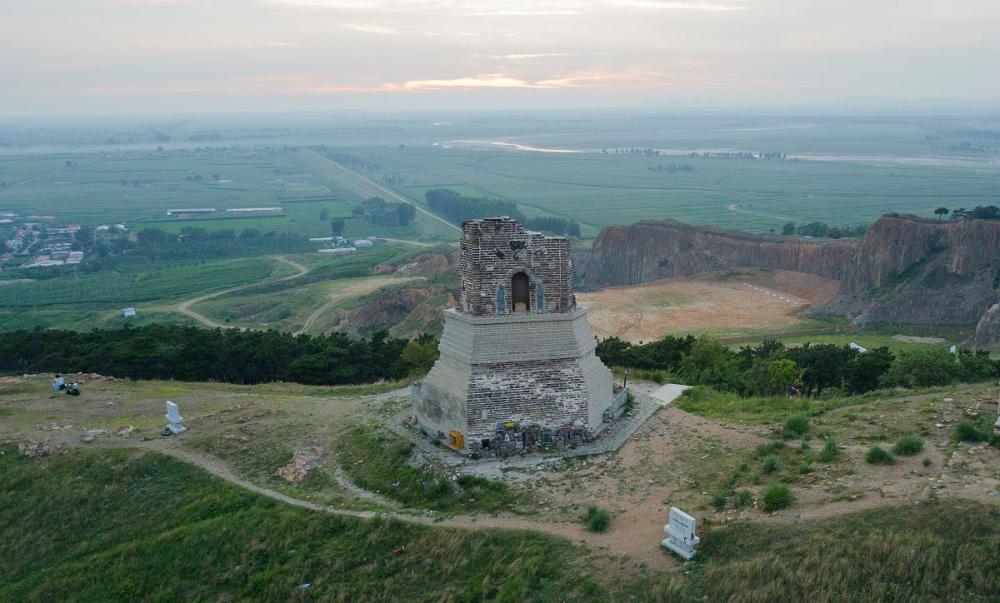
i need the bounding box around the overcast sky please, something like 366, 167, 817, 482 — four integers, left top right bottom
4, 0, 1000, 115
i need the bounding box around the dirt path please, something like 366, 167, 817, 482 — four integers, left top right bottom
293, 276, 421, 336
139, 438, 636, 563
176, 256, 309, 328
301, 149, 461, 234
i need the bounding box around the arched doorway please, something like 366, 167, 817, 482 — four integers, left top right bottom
511, 272, 530, 312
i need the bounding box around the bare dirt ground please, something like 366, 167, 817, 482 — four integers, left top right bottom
578, 269, 840, 342
3, 375, 998, 574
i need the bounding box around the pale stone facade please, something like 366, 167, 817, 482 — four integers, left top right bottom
412, 217, 618, 455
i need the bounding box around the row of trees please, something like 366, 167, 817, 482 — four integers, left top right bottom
0, 326, 438, 385
596, 336, 999, 397
935, 205, 1000, 221
781, 222, 867, 239
424, 188, 581, 237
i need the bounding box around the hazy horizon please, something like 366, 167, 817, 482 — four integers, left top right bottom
5, 0, 1000, 116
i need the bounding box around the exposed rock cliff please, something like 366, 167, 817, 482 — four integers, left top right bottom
581, 215, 1000, 340
819, 215, 1000, 327
965, 303, 1000, 350
581, 219, 856, 289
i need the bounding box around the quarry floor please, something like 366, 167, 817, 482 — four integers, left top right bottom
2, 374, 1000, 573
577, 269, 840, 343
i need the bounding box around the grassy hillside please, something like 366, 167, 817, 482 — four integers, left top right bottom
2, 445, 998, 601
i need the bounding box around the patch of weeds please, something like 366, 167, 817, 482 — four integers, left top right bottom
817, 438, 839, 463
583, 506, 611, 533
335, 428, 521, 513
754, 441, 786, 457
865, 446, 896, 465
762, 455, 778, 474
798, 463, 812, 474
761, 484, 793, 512
783, 414, 810, 438
893, 435, 924, 456
953, 421, 989, 443
710, 494, 727, 510
922, 457, 933, 467
734, 490, 753, 508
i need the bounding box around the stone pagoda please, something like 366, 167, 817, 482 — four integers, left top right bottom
411, 217, 621, 456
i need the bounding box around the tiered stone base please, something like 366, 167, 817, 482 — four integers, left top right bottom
412, 307, 617, 456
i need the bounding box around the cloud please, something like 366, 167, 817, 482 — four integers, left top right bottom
264, 0, 750, 14
342, 22, 397, 34
387, 74, 539, 91
483, 52, 578, 60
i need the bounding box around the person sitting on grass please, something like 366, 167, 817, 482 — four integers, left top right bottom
51, 374, 65, 392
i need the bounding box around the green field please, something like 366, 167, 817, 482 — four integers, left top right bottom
0, 257, 281, 308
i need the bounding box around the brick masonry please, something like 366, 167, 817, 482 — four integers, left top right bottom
412, 217, 618, 456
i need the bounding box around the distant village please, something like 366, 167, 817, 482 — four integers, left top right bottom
1, 212, 132, 269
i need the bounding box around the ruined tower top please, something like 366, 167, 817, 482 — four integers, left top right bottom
458, 217, 576, 317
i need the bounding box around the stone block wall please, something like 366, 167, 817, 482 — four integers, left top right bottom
459, 217, 575, 316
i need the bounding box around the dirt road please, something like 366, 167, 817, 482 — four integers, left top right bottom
301, 149, 461, 234
176, 256, 309, 328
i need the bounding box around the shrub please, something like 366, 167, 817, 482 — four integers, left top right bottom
817, 438, 839, 462
953, 421, 989, 443
762, 455, 778, 474
761, 484, 793, 512
922, 457, 933, 467
865, 446, 896, 465
584, 506, 611, 533
734, 490, 754, 508
783, 414, 810, 437
893, 435, 925, 456
798, 463, 812, 474
710, 494, 727, 510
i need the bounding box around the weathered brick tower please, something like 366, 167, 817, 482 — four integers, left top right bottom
411, 217, 619, 456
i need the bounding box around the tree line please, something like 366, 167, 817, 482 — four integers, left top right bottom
0, 326, 438, 386
596, 336, 999, 397
424, 188, 581, 237
781, 222, 867, 239
352, 197, 416, 227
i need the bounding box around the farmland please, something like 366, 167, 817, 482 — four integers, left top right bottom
0, 257, 283, 308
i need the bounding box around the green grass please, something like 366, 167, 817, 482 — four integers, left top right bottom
0, 257, 278, 308
953, 421, 992, 443
783, 413, 810, 437
760, 484, 794, 512
676, 386, 814, 424
893, 434, 925, 456
0, 446, 605, 601
583, 506, 611, 533
334, 428, 525, 514
865, 446, 897, 465
4, 444, 1000, 601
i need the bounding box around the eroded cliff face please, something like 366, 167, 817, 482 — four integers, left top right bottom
966, 304, 1000, 350
820, 215, 1000, 327
581, 219, 856, 289
581, 215, 1000, 343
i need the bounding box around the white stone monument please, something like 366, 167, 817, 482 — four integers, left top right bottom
662, 507, 699, 560
165, 401, 186, 434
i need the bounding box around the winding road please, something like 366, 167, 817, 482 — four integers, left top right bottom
175, 255, 309, 329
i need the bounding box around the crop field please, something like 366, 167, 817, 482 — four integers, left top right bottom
348, 143, 1000, 236
0, 257, 280, 308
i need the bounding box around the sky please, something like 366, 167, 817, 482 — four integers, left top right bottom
4, 0, 1000, 115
